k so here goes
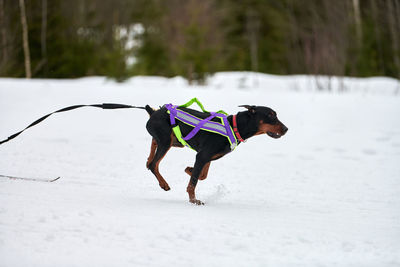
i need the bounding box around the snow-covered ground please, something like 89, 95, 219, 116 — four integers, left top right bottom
0, 72, 399, 267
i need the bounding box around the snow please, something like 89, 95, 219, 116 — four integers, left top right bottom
0, 72, 399, 267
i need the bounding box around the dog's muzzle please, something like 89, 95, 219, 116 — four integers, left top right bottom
267, 124, 288, 139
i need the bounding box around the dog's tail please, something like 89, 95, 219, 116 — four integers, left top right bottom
145, 105, 155, 116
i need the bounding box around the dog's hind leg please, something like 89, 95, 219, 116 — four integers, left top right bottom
185, 162, 210, 180
147, 136, 172, 191
146, 138, 157, 169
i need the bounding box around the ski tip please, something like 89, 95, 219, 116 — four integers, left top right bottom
51, 177, 61, 182
0, 174, 61, 183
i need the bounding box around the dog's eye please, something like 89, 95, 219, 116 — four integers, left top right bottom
268, 113, 275, 119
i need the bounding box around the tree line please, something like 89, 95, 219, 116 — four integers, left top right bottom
1, 0, 399, 83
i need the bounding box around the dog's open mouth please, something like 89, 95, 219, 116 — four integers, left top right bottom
267, 131, 282, 138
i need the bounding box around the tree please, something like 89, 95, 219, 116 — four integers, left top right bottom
352, 0, 362, 46
246, 8, 260, 74
0, 0, 7, 71
19, 0, 31, 78
39, 0, 47, 74
386, 0, 400, 80
161, 0, 224, 83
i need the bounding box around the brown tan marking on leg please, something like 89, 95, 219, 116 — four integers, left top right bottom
185, 167, 193, 176
171, 133, 184, 148
148, 137, 173, 191
146, 138, 157, 169
153, 152, 171, 191
186, 183, 204, 205
199, 162, 210, 180
211, 153, 226, 161
185, 162, 211, 180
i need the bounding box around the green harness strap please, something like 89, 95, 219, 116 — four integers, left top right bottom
179, 97, 228, 115
172, 124, 191, 149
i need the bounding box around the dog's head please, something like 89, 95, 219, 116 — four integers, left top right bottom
239, 105, 288, 139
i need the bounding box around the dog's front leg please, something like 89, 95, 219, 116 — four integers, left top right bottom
187, 152, 210, 205
186, 184, 202, 205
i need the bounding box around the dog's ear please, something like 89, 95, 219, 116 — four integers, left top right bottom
239, 105, 256, 114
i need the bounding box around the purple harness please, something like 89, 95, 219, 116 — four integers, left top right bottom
165, 104, 237, 151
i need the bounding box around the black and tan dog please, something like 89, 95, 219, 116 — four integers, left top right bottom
144, 104, 288, 205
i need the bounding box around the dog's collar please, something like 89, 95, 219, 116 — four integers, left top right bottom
232, 115, 245, 143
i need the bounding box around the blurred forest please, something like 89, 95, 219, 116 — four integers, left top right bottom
0, 0, 399, 83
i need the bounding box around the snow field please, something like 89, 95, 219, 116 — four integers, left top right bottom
0, 73, 399, 267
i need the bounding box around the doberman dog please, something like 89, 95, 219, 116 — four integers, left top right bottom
144, 104, 288, 205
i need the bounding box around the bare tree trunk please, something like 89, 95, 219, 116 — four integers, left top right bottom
351, 0, 363, 77
387, 0, 400, 80
392, 0, 400, 81
32, 0, 47, 76
187, 62, 194, 85
352, 0, 363, 45
246, 9, 260, 73
396, 0, 400, 32
287, 0, 309, 75
41, 0, 47, 71
369, 0, 384, 72
246, 9, 260, 87
0, 0, 7, 68
19, 0, 31, 78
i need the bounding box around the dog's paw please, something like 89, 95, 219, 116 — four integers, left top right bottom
184, 167, 193, 176
189, 199, 204, 205
159, 183, 171, 191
